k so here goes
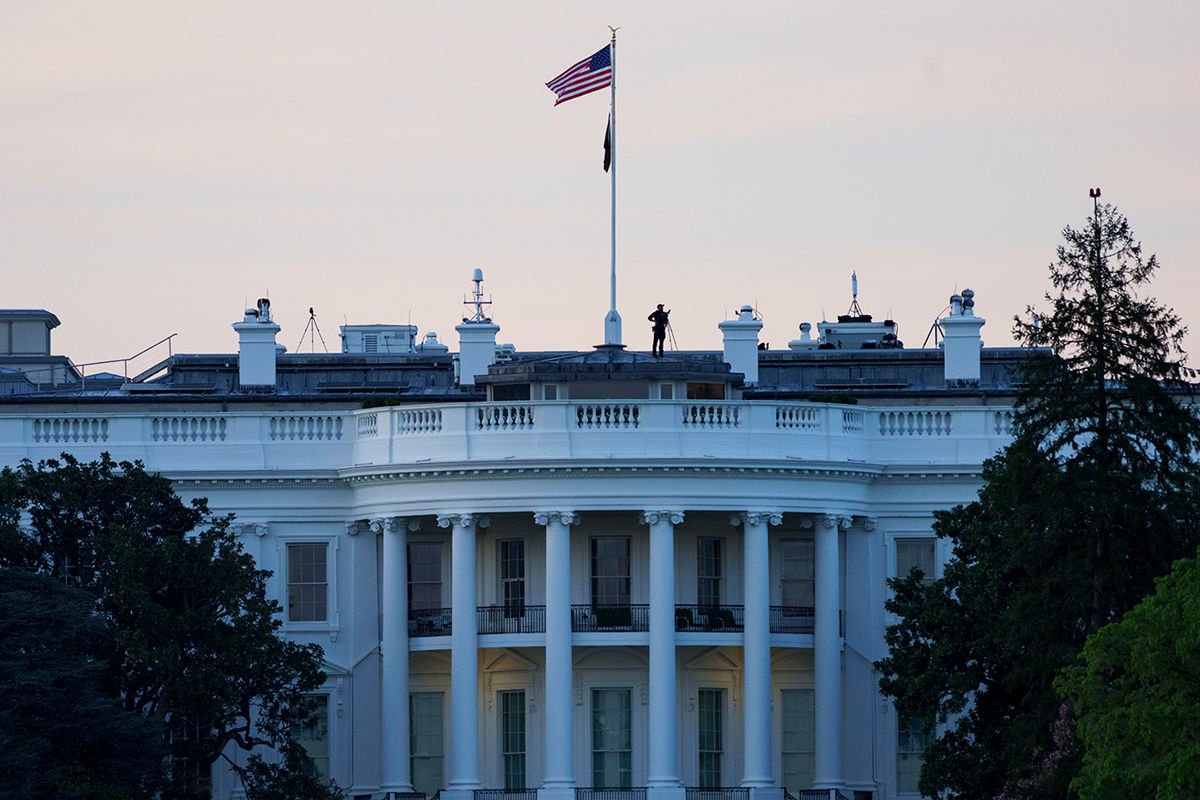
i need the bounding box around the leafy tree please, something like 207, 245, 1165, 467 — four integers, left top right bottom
1057, 549, 1200, 799
0, 567, 164, 799
0, 454, 341, 800
877, 200, 1200, 799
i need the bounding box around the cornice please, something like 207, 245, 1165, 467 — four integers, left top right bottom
341, 461, 883, 485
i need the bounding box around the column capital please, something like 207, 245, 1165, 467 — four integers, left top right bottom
819, 514, 852, 531
640, 510, 684, 526
437, 513, 491, 530
240, 522, 269, 537
730, 511, 783, 528
534, 511, 580, 526
345, 520, 363, 536
859, 516, 878, 532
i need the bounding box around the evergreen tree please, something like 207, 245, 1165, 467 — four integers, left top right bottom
877, 198, 1200, 799
0, 454, 342, 800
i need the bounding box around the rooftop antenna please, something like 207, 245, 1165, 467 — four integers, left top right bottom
921, 303, 952, 348
463, 267, 493, 323
847, 271, 864, 317
297, 307, 329, 353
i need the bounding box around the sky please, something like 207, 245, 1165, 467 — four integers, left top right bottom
3, 2, 1199, 374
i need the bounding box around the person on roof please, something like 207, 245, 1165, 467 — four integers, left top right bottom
648, 304, 670, 357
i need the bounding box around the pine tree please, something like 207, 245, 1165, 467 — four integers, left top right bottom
877, 196, 1200, 799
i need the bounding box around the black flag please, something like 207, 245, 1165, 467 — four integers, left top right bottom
603, 114, 611, 172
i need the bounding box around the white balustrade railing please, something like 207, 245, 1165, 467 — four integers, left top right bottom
395, 408, 442, 434
476, 404, 534, 431
357, 412, 379, 439
681, 403, 741, 428
1, 402, 1018, 474
878, 410, 952, 437
32, 417, 108, 443
268, 415, 343, 441
151, 416, 227, 442
575, 403, 639, 429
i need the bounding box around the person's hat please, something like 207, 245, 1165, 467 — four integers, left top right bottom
657, 303, 664, 309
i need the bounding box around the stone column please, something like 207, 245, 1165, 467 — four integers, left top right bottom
641, 510, 685, 800
734, 512, 781, 791
439, 513, 488, 800
377, 517, 416, 795
813, 514, 848, 790
537, 511, 580, 800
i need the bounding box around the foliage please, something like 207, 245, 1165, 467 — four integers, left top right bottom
0, 567, 164, 799
0, 453, 339, 800
877, 202, 1200, 799
1058, 550, 1200, 800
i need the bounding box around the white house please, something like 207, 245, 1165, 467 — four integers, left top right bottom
0, 282, 1020, 800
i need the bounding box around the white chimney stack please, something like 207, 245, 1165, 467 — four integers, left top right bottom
940, 288, 985, 384
232, 298, 281, 388
719, 304, 764, 385
455, 269, 500, 387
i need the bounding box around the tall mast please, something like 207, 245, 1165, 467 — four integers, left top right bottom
603, 27, 622, 346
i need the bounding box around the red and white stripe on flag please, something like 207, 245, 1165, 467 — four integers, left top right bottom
546, 45, 612, 106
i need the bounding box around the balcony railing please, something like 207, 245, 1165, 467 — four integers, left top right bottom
685, 788, 750, 800
475, 791, 537, 800
571, 604, 650, 632
477, 605, 546, 634
770, 605, 815, 634
675, 605, 744, 632
409, 608, 452, 637
576, 789, 647, 800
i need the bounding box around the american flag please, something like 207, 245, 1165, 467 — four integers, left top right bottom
546, 45, 612, 106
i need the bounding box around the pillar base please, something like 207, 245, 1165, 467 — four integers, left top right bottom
538, 787, 577, 800
647, 786, 685, 800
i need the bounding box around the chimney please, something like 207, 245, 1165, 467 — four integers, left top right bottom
788, 322, 820, 351
719, 304, 763, 385
455, 269, 499, 387
940, 288, 985, 384
232, 298, 281, 388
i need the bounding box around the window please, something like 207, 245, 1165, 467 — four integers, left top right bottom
686, 382, 724, 400
659, 383, 674, 400
591, 538, 631, 608
897, 714, 933, 793
896, 539, 936, 586
697, 538, 723, 607
410, 692, 444, 796
293, 694, 330, 780
500, 690, 527, 789
698, 688, 724, 787
493, 383, 530, 401
408, 543, 443, 611
781, 689, 815, 792
780, 539, 814, 607
498, 540, 525, 617
543, 384, 559, 400
287, 543, 328, 622
592, 688, 632, 788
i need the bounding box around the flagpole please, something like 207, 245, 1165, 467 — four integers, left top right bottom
604, 26, 622, 346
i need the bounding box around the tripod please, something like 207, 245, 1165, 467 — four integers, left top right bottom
666, 320, 678, 351
297, 307, 329, 353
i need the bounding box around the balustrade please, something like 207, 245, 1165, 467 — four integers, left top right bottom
575, 402, 639, 429
151, 416, 227, 442
770, 605, 815, 634
408, 608, 453, 637
674, 604, 744, 632
570, 604, 650, 632
476, 403, 534, 431
396, 407, 442, 434
268, 414, 343, 441
477, 605, 545, 634
878, 409, 952, 436
32, 417, 108, 443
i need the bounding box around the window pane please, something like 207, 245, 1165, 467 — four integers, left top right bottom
698, 689, 723, 787
592, 688, 632, 788
410, 692, 444, 796
292, 694, 330, 780
781, 539, 814, 607
287, 543, 328, 622
500, 691, 526, 789
591, 538, 631, 607
897, 714, 933, 794
896, 539, 936, 585
500, 540, 526, 614
409, 543, 443, 611
697, 538, 722, 607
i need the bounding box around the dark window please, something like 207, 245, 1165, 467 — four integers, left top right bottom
697, 537, 722, 607
408, 542, 442, 611
492, 383, 531, 401
500, 690, 526, 789
592, 688, 632, 788
499, 539, 526, 616
591, 538, 631, 607
686, 382, 725, 400
780, 539, 814, 607
410, 692, 444, 795
287, 543, 328, 622
698, 688, 724, 787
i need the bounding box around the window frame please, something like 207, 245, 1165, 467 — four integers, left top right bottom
697, 537, 723, 608
896, 712, 934, 794
697, 687, 724, 788
590, 536, 632, 609
408, 540, 446, 612
590, 686, 634, 789
410, 691, 446, 797
499, 689, 527, 789
497, 539, 526, 617
277, 536, 339, 634
894, 537, 937, 587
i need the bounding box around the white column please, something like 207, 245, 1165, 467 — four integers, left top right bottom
537, 511, 579, 800
734, 512, 781, 789
813, 514, 847, 790
439, 513, 488, 799
378, 517, 415, 795
641, 510, 685, 800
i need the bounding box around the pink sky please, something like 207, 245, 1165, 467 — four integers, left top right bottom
4, 2, 1199, 372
